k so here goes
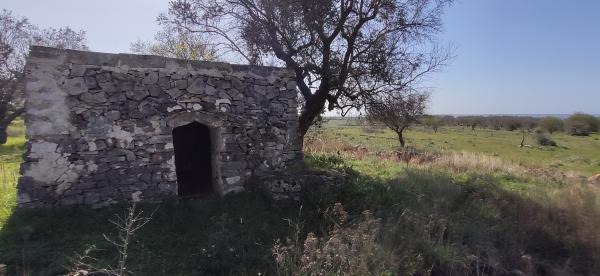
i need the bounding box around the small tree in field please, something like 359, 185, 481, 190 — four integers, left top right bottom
539, 116, 564, 134
458, 116, 481, 131
422, 115, 441, 133
366, 92, 428, 147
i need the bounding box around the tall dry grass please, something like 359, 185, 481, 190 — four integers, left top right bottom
304, 135, 357, 155
305, 134, 588, 184
273, 203, 396, 276
304, 135, 434, 162
304, 135, 600, 272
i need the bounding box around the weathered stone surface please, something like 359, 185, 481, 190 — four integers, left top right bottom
80, 92, 108, 104
147, 85, 162, 97
165, 88, 184, 99
252, 169, 346, 202
186, 78, 204, 94
142, 71, 159, 84
19, 46, 302, 208
63, 78, 88, 95
125, 88, 149, 101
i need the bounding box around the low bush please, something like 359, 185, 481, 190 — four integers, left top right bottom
536, 134, 557, 147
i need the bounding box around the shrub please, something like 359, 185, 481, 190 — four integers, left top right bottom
421, 116, 442, 133
566, 113, 599, 136
536, 134, 557, 147
505, 118, 523, 131
539, 116, 564, 134
272, 203, 394, 276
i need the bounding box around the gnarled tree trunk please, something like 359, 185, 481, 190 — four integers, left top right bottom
396, 126, 408, 148
298, 92, 328, 138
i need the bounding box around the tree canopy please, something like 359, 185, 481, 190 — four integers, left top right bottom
566, 113, 599, 136
160, 0, 453, 137
0, 9, 88, 144
366, 92, 428, 147
130, 20, 216, 61
539, 116, 564, 134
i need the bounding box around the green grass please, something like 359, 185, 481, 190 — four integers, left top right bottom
0, 194, 302, 275
306, 153, 600, 274
316, 123, 600, 175
0, 120, 25, 231
0, 119, 599, 275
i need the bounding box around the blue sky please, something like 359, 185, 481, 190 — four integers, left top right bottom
432, 0, 600, 115
3, 0, 599, 115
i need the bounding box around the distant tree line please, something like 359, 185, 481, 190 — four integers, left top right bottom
419, 113, 600, 136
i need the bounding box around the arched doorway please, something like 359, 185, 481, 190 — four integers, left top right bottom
172, 122, 213, 196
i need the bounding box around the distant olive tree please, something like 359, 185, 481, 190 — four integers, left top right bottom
457, 116, 481, 131
504, 117, 523, 131
366, 92, 428, 147
0, 9, 87, 144
520, 117, 538, 132
539, 116, 564, 134
421, 115, 441, 133
438, 115, 456, 127
565, 113, 599, 136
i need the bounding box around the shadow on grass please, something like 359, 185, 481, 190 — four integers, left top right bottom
1, 156, 599, 275
0, 192, 302, 276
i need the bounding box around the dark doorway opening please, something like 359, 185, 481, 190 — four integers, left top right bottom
172, 122, 213, 196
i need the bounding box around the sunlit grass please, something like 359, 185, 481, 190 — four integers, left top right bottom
0, 161, 18, 230
313, 121, 600, 175
0, 119, 25, 230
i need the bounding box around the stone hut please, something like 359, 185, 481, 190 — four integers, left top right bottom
17, 46, 302, 208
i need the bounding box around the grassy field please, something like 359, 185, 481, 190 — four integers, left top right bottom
0, 119, 599, 275
0, 119, 24, 232
313, 119, 600, 175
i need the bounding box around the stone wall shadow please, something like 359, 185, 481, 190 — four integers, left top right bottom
0, 192, 298, 275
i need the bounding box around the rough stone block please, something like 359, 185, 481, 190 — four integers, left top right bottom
80, 92, 108, 104
63, 78, 88, 95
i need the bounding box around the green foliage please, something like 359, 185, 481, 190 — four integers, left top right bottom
566, 113, 600, 136
539, 116, 564, 134
0, 121, 25, 230
421, 115, 442, 132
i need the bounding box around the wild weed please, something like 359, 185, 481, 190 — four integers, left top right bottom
66, 204, 154, 276
272, 203, 396, 276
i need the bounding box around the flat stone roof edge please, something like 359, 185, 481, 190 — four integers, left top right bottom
29, 46, 293, 75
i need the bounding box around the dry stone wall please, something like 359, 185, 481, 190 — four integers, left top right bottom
18, 46, 301, 208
